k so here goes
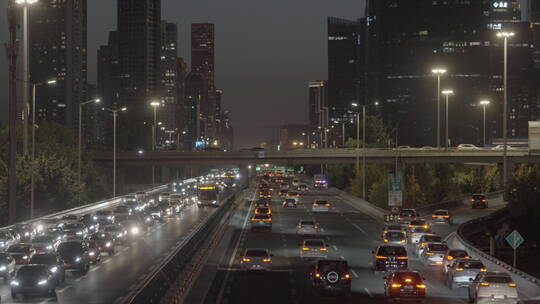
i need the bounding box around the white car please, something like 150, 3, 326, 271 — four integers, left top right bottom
241, 248, 272, 272
491, 145, 517, 151
447, 258, 486, 289
457, 144, 481, 150
419, 242, 448, 266
442, 249, 470, 274
296, 220, 320, 236
299, 239, 328, 260
416, 234, 443, 256
312, 200, 331, 212
0, 253, 15, 279
468, 271, 518, 304
0, 232, 17, 251
409, 227, 433, 244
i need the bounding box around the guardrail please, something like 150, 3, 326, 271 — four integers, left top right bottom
120, 189, 242, 304
456, 208, 540, 287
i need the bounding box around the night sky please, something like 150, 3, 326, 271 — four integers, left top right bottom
0, 0, 365, 148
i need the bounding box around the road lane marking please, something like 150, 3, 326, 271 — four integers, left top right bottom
364, 287, 373, 297
103, 259, 111, 264
351, 269, 359, 278
353, 223, 367, 235
57, 285, 73, 293
89, 265, 101, 272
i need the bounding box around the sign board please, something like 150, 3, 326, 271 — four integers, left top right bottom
505, 230, 524, 250
388, 173, 403, 206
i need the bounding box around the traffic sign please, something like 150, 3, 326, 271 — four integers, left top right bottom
388, 173, 403, 206
506, 230, 524, 250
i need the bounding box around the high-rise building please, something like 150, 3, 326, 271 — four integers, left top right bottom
308, 81, 328, 148
117, 0, 161, 148
530, 0, 540, 68
183, 73, 208, 150
362, 0, 536, 145
327, 17, 361, 121
29, 0, 88, 127
279, 124, 310, 150
159, 21, 179, 137
97, 31, 120, 107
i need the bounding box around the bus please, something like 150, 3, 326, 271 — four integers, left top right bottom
197, 184, 219, 207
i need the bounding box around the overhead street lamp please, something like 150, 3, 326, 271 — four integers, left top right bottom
150, 101, 160, 185
16, 0, 38, 156
102, 107, 127, 197
351, 102, 376, 200
432, 68, 447, 148
442, 89, 454, 149
497, 31, 515, 189
29, 79, 56, 219
480, 100, 491, 146
78, 98, 101, 190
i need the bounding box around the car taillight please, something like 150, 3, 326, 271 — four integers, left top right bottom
480, 282, 490, 286
508, 283, 517, 287
447, 256, 454, 260
391, 283, 402, 288
480, 268, 487, 272
397, 256, 408, 260
416, 284, 426, 289
481, 199, 487, 202
344, 273, 351, 279
243, 258, 251, 262
263, 258, 271, 262
376, 255, 388, 259
384, 239, 389, 243
302, 247, 310, 251
315, 273, 321, 278
319, 247, 328, 251
455, 268, 464, 271
426, 252, 434, 255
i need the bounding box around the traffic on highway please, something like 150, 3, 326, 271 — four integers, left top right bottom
185, 169, 538, 304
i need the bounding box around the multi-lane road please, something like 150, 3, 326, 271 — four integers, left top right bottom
186, 184, 540, 304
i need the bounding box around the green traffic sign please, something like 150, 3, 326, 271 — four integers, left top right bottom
506, 230, 524, 250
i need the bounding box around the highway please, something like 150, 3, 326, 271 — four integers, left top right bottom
186, 184, 540, 304
0, 192, 227, 304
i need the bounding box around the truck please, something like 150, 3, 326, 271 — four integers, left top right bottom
313, 174, 328, 189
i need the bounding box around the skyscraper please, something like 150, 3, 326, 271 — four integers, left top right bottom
29, 0, 88, 127
308, 81, 328, 148
159, 21, 179, 135
327, 17, 361, 121
97, 31, 120, 107
117, 0, 161, 148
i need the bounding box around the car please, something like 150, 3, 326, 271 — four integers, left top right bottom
491, 144, 517, 150
287, 191, 301, 199
95, 210, 115, 223
31, 235, 60, 253
443, 249, 470, 274
458, 144, 481, 150
310, 259, 351, 296
0, 231, 17, 250
397, 145, 412, 150
419, 242, 449, 266
123, 195, 138, 203
250, 214, 272, 232
415, 234, 443, 256
103, 224, 127, 244
408, 219, 430, 232
373, 245, 408, 272
279, 189, 288, 197
34, 218, 61, 235
383, 223, 407, 237
409, 227, 433, 244
122, 219, 146, 239
158, 192, 171, 202
57, 240, 91, 274
471, 193, 489, 209
296, 220, 320, 236
62, 223, 89, 240
312, 200, 331, 212
258, 190, 272, 200
383, 231, 407, 245
29, 253, 66, 284
280, 182, 290, 190
383, 270, 426, 303
6, 244, 35, 265
298, 184, 308, 192
158, 201, 174, 216
0, 252, 16, 279
398, 209, 418, 225
300, 239, 328, 260
446, 258, 486, 289
135, 191, 147, 202
13, 224, 35, 241
10, 265, 58, 298
292, 179, 300, 187
89, 232, 115, 255
254, 207, 272, 217
147, 205, 164, 223
79, 214, 100, 233
240, 248, 272, 271
86, 241, 102, 264
59, 214, 79, 225
254, 200, 269, 208
468, 271, 518, 304
282, 198, 297, 208
113, 205, 131, 218
431, 209, 453, 225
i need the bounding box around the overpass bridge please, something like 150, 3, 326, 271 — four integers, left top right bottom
91, 148, 540, 167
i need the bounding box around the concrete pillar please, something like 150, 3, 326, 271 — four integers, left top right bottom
161, 167, 171, 183
239, 165, 250, 187
498, 160, 515, 189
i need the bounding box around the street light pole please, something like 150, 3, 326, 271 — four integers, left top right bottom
78, 98, 101, 189
103, 107, 127, 197
480, 100, 491, 146
442, 90, 454, 149
432, 68, 447, 148
497, 31, 514, 189
150, 101, 160, 185
362, 105, 366, 200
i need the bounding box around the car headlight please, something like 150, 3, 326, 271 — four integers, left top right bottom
107, 216, 113, 220
89, 251, 95, 256
89, 225, 95, 230
10, 280, 19, 286
76, 231, 83, 235
146, 217, 151, 222
22, 255, 28, 260
37, 225, 44, 231
75, 257, 81, 262
93, 216, 98, 221
212, 201, 217, 204
0, 266, 6, 271
50, 266, 58, 273
38, 279, 47, 285
131, 227, 140, 235
117, 233, 123, 237
105, 242, 111, 247
24, 232, 30, 237
46, 245, 53, 250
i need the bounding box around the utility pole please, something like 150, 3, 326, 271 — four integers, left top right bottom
6, 0, 19, 224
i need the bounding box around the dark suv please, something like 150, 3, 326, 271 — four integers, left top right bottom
373, 245, 408, 272
471, 194, 488, 209
310, 260, 351, 296
57, 240, 90, 274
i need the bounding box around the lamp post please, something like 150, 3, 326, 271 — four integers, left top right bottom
351, 102, 368, 199
78, 98, 101, 187
480, 100, 491, 146
301, 132, 311, 149
432, 68, 447, 148
497, 31, 514, 189
16, 0, 38, 156
442, 89, 454, 149
103, 107, 127, 197
150, 101, 160, 185
30, 79, 56, 219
